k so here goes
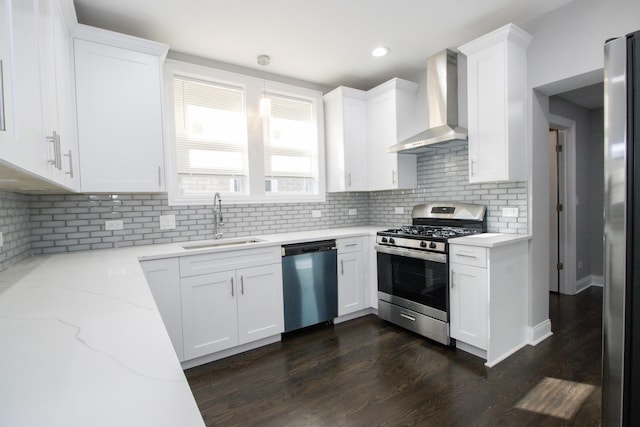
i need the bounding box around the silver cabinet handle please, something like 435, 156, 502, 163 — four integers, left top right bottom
347, 172, 351, 187
455, 252, 477, 259
230, 277, 234, 297
451, 270, 455, 288
64, 150, 73, 178
47, 131, 62, 170
0, 60, 5, 132
392, 169, 397, 184
158, 166, 162, 186
400, 313, 416, 322
344, 243, 358, 247
340, 259, 344, 275
470, 159, 477, 176
240, 276, 244, 295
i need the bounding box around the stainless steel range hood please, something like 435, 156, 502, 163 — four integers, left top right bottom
389, 49, 467, 153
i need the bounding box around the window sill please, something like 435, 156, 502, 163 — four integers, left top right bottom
168, 193, 327, 206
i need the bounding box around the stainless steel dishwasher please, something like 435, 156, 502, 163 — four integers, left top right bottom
281, 240, 338, 332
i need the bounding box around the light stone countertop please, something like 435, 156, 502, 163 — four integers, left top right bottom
0, 226, 381, 427
449, 232, 532, 248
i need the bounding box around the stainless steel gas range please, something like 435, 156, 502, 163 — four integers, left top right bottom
375, 202, 487, 345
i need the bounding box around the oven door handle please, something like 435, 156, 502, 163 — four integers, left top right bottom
375, 244, 447, 264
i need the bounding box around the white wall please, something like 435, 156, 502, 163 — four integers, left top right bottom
520, 0, 639, 329
524, 0, 640, 93
549, 96, 595, 282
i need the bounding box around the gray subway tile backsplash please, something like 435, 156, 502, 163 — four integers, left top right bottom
0, 143, 527, 271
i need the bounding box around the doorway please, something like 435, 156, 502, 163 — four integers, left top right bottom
548, 115, 577, 295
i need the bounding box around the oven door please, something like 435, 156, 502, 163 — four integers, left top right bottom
375, 245, 448, 321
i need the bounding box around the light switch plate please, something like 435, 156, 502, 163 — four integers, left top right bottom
159, 214, 176, 230
394, 207, 404, 214
348, 208, 357, 216
502, 207, 519, 218
105, 220, 124, 231
312, 210, 322, 218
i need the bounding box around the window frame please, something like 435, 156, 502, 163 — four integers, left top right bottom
163, 59, 326, 205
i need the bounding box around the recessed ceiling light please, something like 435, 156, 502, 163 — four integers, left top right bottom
372, 47, 390, 57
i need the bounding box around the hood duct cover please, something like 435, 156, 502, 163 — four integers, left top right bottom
389, 49, 467, 153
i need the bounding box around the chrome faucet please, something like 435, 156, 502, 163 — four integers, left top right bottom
213, 192, 224, 239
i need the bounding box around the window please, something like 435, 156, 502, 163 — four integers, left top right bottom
164, 61, 325, 205
173, 76, 248, 197
263, 94, 317, 194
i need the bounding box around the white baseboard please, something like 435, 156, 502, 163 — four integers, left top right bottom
575, 274, 604, 294
180, 335, 281, 370
334, 307, 376, 324
527, 319, 553, 345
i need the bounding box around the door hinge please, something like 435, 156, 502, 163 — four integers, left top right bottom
557, 262, 564, 270
556, 144, 563, 153
557, 204, 564, 212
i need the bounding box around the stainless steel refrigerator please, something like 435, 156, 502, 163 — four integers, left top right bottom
603, 29, 640, 426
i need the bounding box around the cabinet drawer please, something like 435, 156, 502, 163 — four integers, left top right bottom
337, 237, 363, 253
180, 246, 281, 277
449, 244, 487, 268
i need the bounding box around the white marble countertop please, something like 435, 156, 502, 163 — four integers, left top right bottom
0, 226, 380, 427
449, 232, 531, 248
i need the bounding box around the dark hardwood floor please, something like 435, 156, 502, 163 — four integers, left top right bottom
185, 287, 603, 426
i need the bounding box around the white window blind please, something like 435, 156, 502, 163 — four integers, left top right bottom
263, 94, 316, 193
173, 76, 247, 194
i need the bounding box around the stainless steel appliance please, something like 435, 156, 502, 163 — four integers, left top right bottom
388, 49, 467, 154
281, 240, 338, 332
376, 202, 486, 345
603, 30, 640, 426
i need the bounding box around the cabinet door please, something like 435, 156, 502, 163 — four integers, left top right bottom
342, 96, 368, 191
367, 90, 398, 191
140, 258, 183, 361
466, 43, 508, 183
74, 38, 164, 192
38, 0, 78, 188
450, 262, 488, 350
338, 250, 365, 316
181, 270, 238, 360
0, 0, 48, 176
236, 264, 284, 344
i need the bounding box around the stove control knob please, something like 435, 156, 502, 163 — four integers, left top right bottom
420, 241, 427, 248
389, 238, 395, 244
429, 242, 437, 249
381, 237, 388, 243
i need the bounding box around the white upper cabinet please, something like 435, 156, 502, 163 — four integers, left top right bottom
366, 78, 418, 191
324, 87, 368, 192
73, 25, 168, 193
0, 0, 49, 178
458, 24, 532, 183
38, 0, 79, 189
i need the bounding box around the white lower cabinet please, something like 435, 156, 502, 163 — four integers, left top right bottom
181, 270, 239, 360
449, 262, 488, 350
449, 240, 528, 367
140, 258, 184, 361
337, 237, 367, 316
179, 246, 284, 362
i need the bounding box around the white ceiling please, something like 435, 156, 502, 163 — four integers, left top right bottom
72, 0, 576, 90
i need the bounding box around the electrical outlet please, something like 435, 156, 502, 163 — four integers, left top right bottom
578, 261, 584, 270
0, 231, 3, 247
502, 207, 519, 218
105, 220, 124, 231
312, 210, 322, 218
394, 207, 404, 214
159, 214, 176, 230
348, 208, 357, 216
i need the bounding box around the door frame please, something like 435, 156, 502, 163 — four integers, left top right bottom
549, 114, 577, 295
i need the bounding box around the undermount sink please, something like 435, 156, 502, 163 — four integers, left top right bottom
180, 238, 265, 250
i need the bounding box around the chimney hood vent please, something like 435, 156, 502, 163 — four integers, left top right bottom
389, 49, 467, 154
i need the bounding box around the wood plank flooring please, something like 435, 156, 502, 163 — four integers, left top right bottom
185, 287, 602, 426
